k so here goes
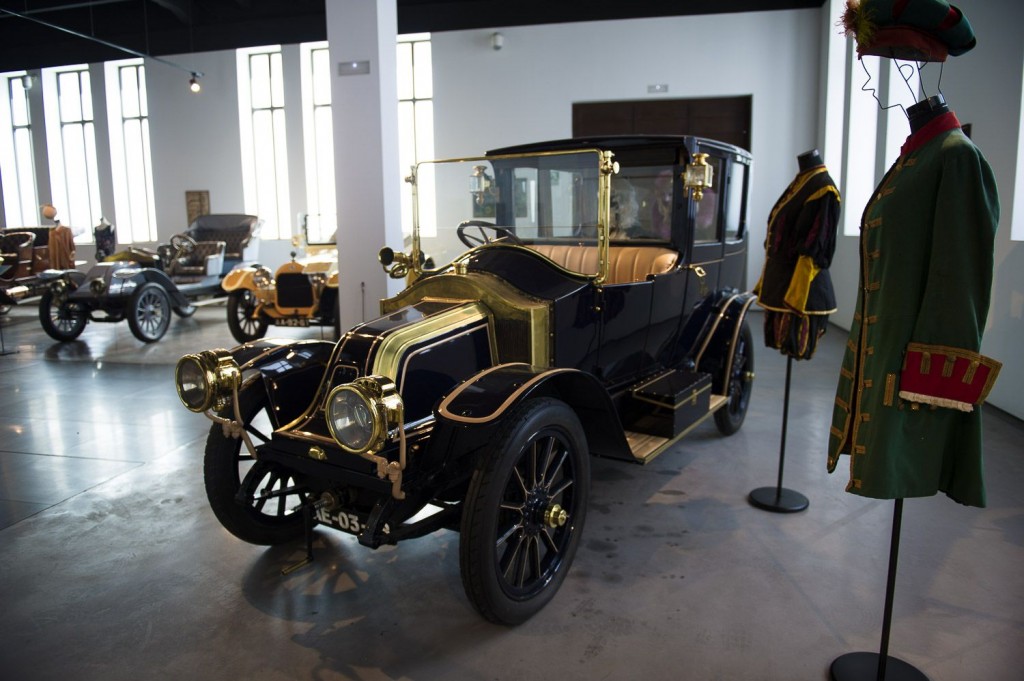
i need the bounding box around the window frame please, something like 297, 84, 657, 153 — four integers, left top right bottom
0, 70, 38, 228
41, 63, 102, 242
104, 58, 157, 243
237, 45, 291, 241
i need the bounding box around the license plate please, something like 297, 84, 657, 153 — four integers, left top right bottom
277, 317, 310, 327
314, 506, 368, 535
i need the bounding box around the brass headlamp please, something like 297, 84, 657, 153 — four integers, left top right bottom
175, 349, 242, 413
325, 376, 404, 454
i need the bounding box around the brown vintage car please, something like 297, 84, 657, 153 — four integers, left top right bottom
0, 219, 76, 312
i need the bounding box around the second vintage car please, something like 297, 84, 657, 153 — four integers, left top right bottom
221, 217, 340, 343
174, 136, 755, 624
38, 214, 260, 343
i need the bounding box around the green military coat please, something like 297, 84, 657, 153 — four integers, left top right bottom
827, 112, 1000, 507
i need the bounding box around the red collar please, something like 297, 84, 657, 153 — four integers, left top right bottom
901, 112, 961, 156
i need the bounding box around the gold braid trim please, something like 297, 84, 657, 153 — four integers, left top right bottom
898, 390, 973, 413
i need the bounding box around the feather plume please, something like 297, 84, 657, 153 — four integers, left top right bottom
841, 0, 877, 47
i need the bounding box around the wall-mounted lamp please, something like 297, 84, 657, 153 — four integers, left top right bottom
189, 74, 201, 93
491, 32, 504, 51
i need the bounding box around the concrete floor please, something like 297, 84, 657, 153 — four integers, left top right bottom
0, 302, 1021, 681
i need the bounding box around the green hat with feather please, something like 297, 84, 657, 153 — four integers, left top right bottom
841, 0, 976, 62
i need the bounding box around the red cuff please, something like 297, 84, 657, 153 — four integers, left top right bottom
898, 342, 1001, 413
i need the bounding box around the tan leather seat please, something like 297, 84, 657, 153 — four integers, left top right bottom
527, 244, 677, 284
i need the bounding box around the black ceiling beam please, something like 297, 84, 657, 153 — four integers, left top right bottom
0, 0, 825, 73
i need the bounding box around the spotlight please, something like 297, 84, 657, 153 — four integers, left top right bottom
189, 74, 201, 93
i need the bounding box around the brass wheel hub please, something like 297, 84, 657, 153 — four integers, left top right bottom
543, 504, 568, 528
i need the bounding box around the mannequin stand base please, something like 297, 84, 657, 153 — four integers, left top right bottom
748, 486, 808, 513
0, 324, 15, 356
831, 652, 929, 681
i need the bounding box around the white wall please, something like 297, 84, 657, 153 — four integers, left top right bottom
431, 9, 823, 285
146, 51, 244, 232
144, 49, 296, 267
939, 0, 1024, 418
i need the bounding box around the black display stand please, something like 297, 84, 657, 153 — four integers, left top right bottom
0, 319, 14, 356
831, 499, 929, 681
748, 356, 808, 512
0, 263, 16, 356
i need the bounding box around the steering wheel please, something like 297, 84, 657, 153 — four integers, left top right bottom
169, 233, 197, 262
456, 220, 523, 248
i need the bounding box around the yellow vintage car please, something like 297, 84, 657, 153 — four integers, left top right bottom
222, 224, 338, 343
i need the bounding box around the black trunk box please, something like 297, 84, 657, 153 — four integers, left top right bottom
626, 369, 712, 438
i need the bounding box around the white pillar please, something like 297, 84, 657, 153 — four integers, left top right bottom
325, 0, 403, 330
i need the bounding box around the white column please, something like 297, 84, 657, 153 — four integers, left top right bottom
325, 0, 403, 331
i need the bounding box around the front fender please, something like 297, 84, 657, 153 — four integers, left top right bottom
691, 291, 757, 394
39, 268, 86, 287
222, 267, 258, 292
435, 363, 632, 461
129, 268, 193, 309
229, 338, 337, 428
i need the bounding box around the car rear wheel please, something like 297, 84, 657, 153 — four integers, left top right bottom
459, 398, 590, 625
204, 389, 307, 545
39, 286, 87, 341
127, 282, 172, 343
714, 320, 754, 436
227, 289, 268, 343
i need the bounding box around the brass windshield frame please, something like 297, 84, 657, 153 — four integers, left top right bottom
407, 148, 615, 285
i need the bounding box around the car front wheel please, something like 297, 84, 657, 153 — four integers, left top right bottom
39, 286, 87, 341
714, 320, 754, 436
227, 289, 268, 343
459, 397, 590, 625
204, 389, 307, 545
127, 282, 172, 343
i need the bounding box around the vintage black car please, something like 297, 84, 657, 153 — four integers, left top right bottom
39, 214, 260, 343
174, 136, 755, 624
221, 216, 339, 343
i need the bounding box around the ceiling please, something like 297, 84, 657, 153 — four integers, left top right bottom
0, 0, 824, 73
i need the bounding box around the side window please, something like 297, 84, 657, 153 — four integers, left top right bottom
693, 156, 722, 243
610, 165, 674, 241
723, 161, 747, 242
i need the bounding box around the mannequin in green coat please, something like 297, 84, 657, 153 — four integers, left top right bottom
827, 93, 1001, 507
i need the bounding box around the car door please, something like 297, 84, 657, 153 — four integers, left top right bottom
683, 148, 727, 311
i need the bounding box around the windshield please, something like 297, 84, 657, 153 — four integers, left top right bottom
412, 150, 611, 277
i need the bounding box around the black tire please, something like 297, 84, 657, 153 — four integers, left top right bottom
0, 304, 11, 316
39, 286, 87, 341
127, 282, 172, 343
204, 389, 307, 545
714, 320, 754, 436
227, 290, 268, 343
459, 398, 590, 625
174, 303, 196, 318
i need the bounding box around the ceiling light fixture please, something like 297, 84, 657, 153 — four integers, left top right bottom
0, 7, 205, 86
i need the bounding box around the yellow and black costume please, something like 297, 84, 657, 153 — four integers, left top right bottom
753, 164, 840, 359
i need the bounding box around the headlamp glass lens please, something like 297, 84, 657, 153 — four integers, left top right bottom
176, 358, 210, 412
328, 388, 376, 451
